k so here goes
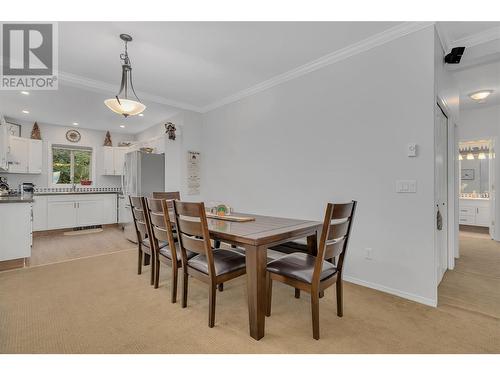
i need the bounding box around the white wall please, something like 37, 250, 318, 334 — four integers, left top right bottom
0, 118, 134, 189
135, 110, 203, 200
458, 104, 500, 141
201, 27, 438, 305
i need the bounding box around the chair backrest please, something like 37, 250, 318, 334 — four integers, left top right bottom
145, 198, 178, 262
129, 196, 148, 242
152, 191, 181, 200
313, 201, 357, 285
173, 200, 215, 276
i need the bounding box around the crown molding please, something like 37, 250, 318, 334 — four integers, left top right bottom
451, 26, 500, 48
200, 21, 435, 113
58, 71, 203, 113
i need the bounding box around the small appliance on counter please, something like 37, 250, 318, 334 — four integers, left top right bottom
19, 182, 35, 199
0, 177, 10, 196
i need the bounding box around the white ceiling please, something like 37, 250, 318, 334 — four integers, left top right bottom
437, 22, 500, 110
1, 21, 401, 134
1, 21, 499, 133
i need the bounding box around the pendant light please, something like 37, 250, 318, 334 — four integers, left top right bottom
466, 152, 474, 160
478, 152, 486, 160
104, 34, 146, 117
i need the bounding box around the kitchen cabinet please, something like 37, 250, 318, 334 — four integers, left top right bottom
47, 200, 78, 229
0, 203, 32, 261
459, 199, 490, 227
7, 136, 42, 174
102, 146, 129, 176
0, 116, 8, 171
32, 196, 48, 231
44, 194, 117, 231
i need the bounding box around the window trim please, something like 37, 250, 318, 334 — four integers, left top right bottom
48, 143, 95, 187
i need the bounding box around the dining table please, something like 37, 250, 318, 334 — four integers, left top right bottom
206, 212, 322, 340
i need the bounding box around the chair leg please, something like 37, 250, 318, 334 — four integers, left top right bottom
295, 288, 301, 298
137, 248, 143, 275
336, 279, 343, 317
182, 270, 188, 308
311, 292, 320, 340
218, 283, 224, 292
171, 267, 178, 303
154, 259, 160, 289
266, 274, 272, 317
150, 256, 155, 286
208, 284, 217, 328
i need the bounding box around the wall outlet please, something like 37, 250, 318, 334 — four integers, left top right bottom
365, 248, 373, 260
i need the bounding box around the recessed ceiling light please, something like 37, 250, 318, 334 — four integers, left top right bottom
72, 122, 79, 126
20, 91, 30, 95
138, 113, 144, 117
22, 110, 29, 114
120, 125, 125, 128
469, 90, 493, 101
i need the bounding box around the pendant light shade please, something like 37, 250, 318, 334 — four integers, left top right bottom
104, 98, 146, 117
478, 152, 487, 160
466, 153, 474, 160
104, 34, 146, 117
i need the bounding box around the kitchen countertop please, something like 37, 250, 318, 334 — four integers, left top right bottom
0, 195, 34, 203
34, 191, 120, 196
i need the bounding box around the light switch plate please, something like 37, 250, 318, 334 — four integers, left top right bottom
407, 143, 417, 157
396, 180, 417, 193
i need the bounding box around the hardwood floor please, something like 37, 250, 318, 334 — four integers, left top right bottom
28, 225, 135, 267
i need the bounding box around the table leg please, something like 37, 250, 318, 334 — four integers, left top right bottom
245, 244, 267, 340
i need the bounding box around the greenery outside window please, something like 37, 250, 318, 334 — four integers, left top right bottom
52, 146, 92, 185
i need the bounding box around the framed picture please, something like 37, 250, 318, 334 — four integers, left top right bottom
6, 121, 21, 137
461, 169, 475, 180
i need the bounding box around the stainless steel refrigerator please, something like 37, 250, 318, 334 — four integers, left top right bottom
120, 151, 165, 241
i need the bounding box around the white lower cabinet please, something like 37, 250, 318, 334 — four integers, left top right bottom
41, 194, 117, 231
459, 199, 490, 227
32, 196, 48, 231
0, 203, 32, 261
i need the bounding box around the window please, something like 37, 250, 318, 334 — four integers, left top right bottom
52, 146, 92, 185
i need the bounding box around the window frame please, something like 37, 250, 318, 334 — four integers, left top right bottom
49, 143, 95, 187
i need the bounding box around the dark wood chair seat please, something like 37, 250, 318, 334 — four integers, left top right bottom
267, 253, 336, 284
188, 249, 246, 276
159, 244, 197, 264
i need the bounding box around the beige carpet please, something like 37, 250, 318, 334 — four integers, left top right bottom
1, 234, 499, 353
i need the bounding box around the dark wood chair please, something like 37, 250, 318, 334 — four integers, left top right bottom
129, 196, 164, 285
152, 191, 181, 200
266, 201, 357, 339
173, 200, 247, 327
144, 197, 198, 302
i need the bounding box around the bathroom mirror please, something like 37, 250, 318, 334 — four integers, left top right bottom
459, 141, 490, 196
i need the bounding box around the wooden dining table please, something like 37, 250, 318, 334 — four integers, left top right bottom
206, 212, 322, 340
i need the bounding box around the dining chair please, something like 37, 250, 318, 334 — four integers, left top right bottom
144, 197, 197, 303
153, 191, 223, 251
152, 191, 181, 200
129, 196, 165, 285
173, 200, 247, 327
266, 201, 357, 339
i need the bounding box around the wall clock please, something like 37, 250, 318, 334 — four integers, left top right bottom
66, 129, 81, 143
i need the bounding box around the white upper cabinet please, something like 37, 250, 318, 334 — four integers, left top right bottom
6, 136, 42, 174
0, 116, 8, 171
102, 146, 129, 176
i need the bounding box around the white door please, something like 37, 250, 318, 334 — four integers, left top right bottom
47, 201, 77, 229
28, 139, 42, 174
77, 199, 105, 226
435, 104, 448, 284
8, 136, 29, 173
489, 139, 496, 239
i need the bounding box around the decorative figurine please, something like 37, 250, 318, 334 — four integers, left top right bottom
104, 131, 112, 146
31, 122, 41, 140
165, 122, 176, 140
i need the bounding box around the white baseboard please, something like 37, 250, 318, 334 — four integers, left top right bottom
342, 275, 437, 307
